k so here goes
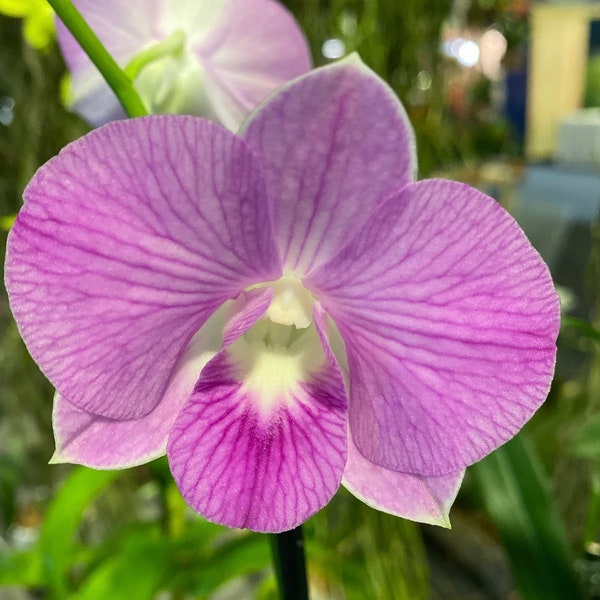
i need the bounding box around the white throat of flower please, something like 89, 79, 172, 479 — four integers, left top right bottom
232, 277, 321, 415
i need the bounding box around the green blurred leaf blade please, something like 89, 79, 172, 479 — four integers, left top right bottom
472, 434, 583, 599
39, 467, 122, 596
73, 526, 170, 600
570, 413, 600, 459
0, 548, 43, 586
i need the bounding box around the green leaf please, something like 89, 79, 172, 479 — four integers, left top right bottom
0, 0, 54, 49
0, 214, 16, 230
39, 467, 122, 598
0, 0, 37, 17
304, 489, 429, 599
570, 412, 600, 459
0, 549, 43, 587
561, 316, 600, 344
472, 433, 583, 599
73, 526, 170, 600
191, 534, 271, 597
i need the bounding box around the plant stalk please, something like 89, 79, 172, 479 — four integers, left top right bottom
47, 0, 148, 117
270, 526, 309, 600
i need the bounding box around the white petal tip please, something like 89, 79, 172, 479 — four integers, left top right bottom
48, 450, 69, 465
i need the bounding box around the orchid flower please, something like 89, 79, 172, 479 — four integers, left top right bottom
5, 56, 560, 533
56, 0, 311, 129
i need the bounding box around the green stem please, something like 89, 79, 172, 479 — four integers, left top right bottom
584, 464, 600, 545
47, 0, 148, 117
270, 526, 309, 600
124, 30, 186, 81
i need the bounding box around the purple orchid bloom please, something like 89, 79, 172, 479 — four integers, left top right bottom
5, 56, 560, 533
57, 0, 311, 130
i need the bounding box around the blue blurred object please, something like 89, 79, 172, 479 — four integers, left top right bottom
512, 163, 600, 375
514, 166, 600, 263
505, 66, 527, 144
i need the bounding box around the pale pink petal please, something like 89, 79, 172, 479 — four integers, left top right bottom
57, 0, 310, 129
307, 179, 560, 475
6, 116, 280, 421
57, 0, 166, 74
57, 0, 166, 125
343, 431, 464, 527
222, 287, 275, 347
51, 301, 227, 468
241, 55, 416, 275
167, 301, 347, 532
194, 0, 311, 131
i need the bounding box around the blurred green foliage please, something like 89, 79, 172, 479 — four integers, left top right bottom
472, 434, 584, 600
0, 0, 55, 50
0, 16, 87, 216
585, 55, 600, 108
283, 0, 460, 175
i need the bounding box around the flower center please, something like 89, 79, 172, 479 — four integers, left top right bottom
227, 277, 319, 415
263, 276, 314, 329
230, 319, 322, 416
124, 30, 187, 82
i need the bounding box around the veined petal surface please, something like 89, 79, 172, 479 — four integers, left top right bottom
342, 431, 464, 527
241, 55, 416, 275
6, 116, 280, 420
168, 302, 348, 532
307, 179, 560, 475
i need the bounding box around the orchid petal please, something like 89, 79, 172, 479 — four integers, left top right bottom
6, 116, 280, 421
167, 300, 347, 532
241, 54, 416, 275
51, 299, 229, 468
307, 179, 560, 475
342, 431, 464, 527
57, 0, 166, 74
193, 0, 312, 131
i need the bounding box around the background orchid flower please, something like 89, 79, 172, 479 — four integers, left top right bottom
5, 55, 560, 534
56, 0, 311, 129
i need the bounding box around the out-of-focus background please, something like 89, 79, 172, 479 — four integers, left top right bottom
1, 0, 600, 598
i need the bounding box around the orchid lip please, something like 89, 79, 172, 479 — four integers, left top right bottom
229, 323, 323, 417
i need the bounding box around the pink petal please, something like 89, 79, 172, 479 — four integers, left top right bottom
343, 430, 464, 527
167, 302, 348, 532
241, 55, 416, 275
57, 0, 166, 74
51, 300, 228, 468
307, 179, 560, 475
6, 116, 280, 421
